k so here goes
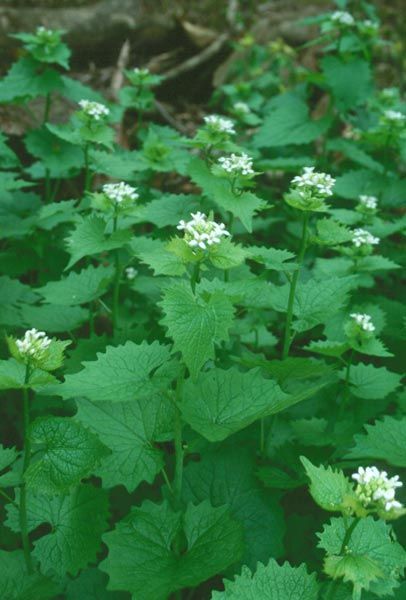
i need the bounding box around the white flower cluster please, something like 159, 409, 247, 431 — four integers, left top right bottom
78, 100, 110, 121
352, 228, 380, 248
133, 67, 150, 77
16, 328, 52, 361
177, 212, 230, 251
331, 11, 355, 26
362, 19, 379, 30
234, 102, 250, 114
291, 167, 335, 197
125, 267, 138, 280
218, 153, 254, 176
383, 110, 406, 123
350, 313, 375, 333
36, 26, 55, 39
102, 182, 139, 205
203, 115, 236, 135
352, 466, 403, 512
359, 195, 378, 210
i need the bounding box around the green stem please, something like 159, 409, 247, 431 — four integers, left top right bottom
259, 418, 265, 457
224, 212, 235, 283
173, 366, 186, 507
160, 467, 174, 494
190, 262, 200, 294
88, 301, 95, 337
0, 489, 17, 507
325, 518, 360, 600
20, 365, 33, 574
112, 214, 121, 335
44, 168, 51, 203
282, 212, 309, 359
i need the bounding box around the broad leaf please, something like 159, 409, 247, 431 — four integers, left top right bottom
160, 281, 234, 379
25, 416, 109, 494
182, 447, 285, 568
6, 485, 109, 577
301, 457, 354, 512
100, 500, 244, 600
65, 216, 132, 270
0, 359, 57, 391
0, 550, 60, 600
59, 341, 171, 402
322, 56, 372, 111
342, 363, 401, 400
37, 265, 114, 306
345, 417, 406, 467
211, 558, 320, 599
181, 367, 289, 441
75, 397, 166, 492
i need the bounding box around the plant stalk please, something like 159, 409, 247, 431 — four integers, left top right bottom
282, 211, 309, 359
112, 213, 121, 335
190, 262, 200, 295
83, 144, 92, 194
325, 517, 360, 600
20, 364, 33, 574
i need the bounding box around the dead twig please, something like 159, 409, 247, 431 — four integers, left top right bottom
162, 33, 229, 82
154, 100, 188, 135
110, 39, 131, 99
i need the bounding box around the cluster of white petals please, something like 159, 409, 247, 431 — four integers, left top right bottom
291, 167, 335, 197
78, 100, 110, 121
359, 195, 378, 210
350, 313, 375, 333
177, 212, 230, 251
352, 228, 380, 248
16, 328, 51, 361
102, 182, 139, 204
133, 67, 150, 77
362, 19, 379, 29
352, 466, 403, 512
331, 11, 355, 26
203, 115, 236, 135
218, 153, 254, 176
234, 102, 250, 114
125, 267, 138, 280
383, 109, 406, 123
36, 26, 55, 39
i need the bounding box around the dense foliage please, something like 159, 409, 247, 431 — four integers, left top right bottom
0, 1, 405, 599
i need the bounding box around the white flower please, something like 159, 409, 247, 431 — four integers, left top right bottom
234, 102, 250, 114
36, 26, 54, 38
350, 313, 375, 332
359, 195, 378, 210
203, 115, 236, 135
102, 182, 139, 205
383, 109, 406, 123
78, 99, 110, 121
331, 11, 355, 26
352, 466, 403, 512
177, 212, 230, 251
362, 19, 379, 30
352, 228, 380, 248
291, 167, 335, 197
16, 328, 52, 362
125, 267, 138, 280
133, 67, 150, 77
218, 153, 254, 176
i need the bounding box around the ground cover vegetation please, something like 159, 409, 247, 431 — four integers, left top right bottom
0, 1, 405, 598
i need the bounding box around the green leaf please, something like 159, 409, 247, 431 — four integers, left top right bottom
0, 359, 57, 391
246, 246, 297, 272
66, 568, 127, 600
25, 127, 83, 178
345, 416, 406, 467
182, 447, 284, 569
6, 485, 109, 577
24, 416, 109, 494
348, 335, 393, 358
21, 303, 88, 333
59, 341, 171, 402
269, 277, 355, 332
211, 558, 320, 599
139, 193, 201, 227
300, 457, 354, 512
0, 549, 61, 600
160, 281, 234, 379
209, 238, 248, 270
318, 517, 406, 598
0, 58, 64, 102
75, 396, 165, 492
314, 218, 353, 246
253, 92, 331, 148
326, 139, 383, 173
188, 158, 265, 232
304, 339, 350, 358
65, 215, 132, 270
130, 236, 186, 276
342, 363, 401, 400
322, 56, 372, 111
37, 264, 114, 306
181, 367, 289, 441
100, 500, 243, 600
0, 445, 18, 472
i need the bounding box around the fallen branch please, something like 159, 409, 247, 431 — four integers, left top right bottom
162, 33, 229, 82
